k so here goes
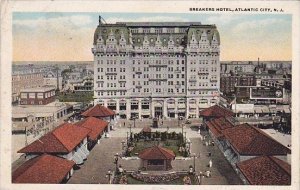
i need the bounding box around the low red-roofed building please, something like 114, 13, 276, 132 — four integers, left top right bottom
18, 123, 90, 165
81, 104, 115, 119
138, 146, 175, 171
75, 117, 108, 150
81, 104, 115, 133
206, 118, 291, 166
236, 156, 291, 185
200, 105, 234, 122
12, 154, 75, 184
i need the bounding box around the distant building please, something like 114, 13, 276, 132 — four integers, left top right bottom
19, 86, 56, 105
220, 61, 255, 74
92, 20, 221, 119
12, 72, 44, 103
220, 74, 256, 95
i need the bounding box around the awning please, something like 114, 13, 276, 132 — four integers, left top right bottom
254, 108, 263, 113
81, 146, 90, 157
73, 152, 84, 165
284, 108, 291, 113
167, 104, 176, 109
261, 107, 270, 113
178, 104, 186, 109
189, 104, 197, 109
77, 148, 87, 160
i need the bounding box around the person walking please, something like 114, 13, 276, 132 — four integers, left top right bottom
209, 159, 212, 168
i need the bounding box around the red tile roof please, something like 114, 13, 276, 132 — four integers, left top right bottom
237, 156, 291, 185
140, 126, 152, 133
199, 105, 234, 118
206, 117, 235, 139
12, 154, 75, 183
81, 104, 115, 117
138, 146, 175, 160
223, 123, 291, 156
18, 123, 90, 154
75, 117, 108, 141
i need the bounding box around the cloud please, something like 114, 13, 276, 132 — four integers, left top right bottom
206, 15, 239, 25
13, 15, 93, 29
105, 16, 189, 23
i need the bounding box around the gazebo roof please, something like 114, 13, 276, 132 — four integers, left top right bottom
199, 105, 234, 118
81, 104, 115, 118
140, 126, 152, 133
138, 146, 175, 160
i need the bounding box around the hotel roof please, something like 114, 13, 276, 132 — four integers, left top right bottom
237, 156, 291, 185
75, 117, 108, 141
18, 123, 90, 154
12, 154, 75, 183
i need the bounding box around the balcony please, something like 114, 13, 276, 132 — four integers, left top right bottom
105, 71, 117, 75
174, 69, 181, 73
210, 79, 218, 82
135, 71, 142, 74
175, 84, 181, 88
189, 78, 197, 82
136, 85, 142, 89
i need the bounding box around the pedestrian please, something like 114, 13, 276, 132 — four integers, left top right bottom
212, 141, 215, 146
205, 141, 208, 146
124, 122, 125, 127
208, 152, 211, 157
209, 159, 212, 168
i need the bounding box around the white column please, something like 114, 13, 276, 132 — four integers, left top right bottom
126, 99, 131, 119
163, 99, 168, 118
138, 99, 142, 119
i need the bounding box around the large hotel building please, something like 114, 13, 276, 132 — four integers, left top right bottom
92, 18, 220, 119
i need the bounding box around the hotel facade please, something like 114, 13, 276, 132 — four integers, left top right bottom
92, 19, 220, 119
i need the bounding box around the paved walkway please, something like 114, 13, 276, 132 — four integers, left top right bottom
67, 123, 242, 185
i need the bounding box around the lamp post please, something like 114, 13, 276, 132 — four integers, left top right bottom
106, 170, 112, 184
126, 132, 129, 146
192, 153, 196, 173
133, 116, 136, 128
25, 125, 28, 146
114, 153, 119, 174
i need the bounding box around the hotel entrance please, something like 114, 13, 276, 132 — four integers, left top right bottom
154, 107, 163, 118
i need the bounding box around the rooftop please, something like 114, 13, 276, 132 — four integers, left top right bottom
81, 104, 115, 118
116, 22, 203, 27
75, 117, 108, 141
138, 146, 175, 160
18, 123, 90, 154
12, 154, 75, 183
237, 156, 291, 185
20, 86, 56, 93
223, 123, 291, 156
199, 105, 234, 118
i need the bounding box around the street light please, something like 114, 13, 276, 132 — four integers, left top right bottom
114, 153, 119, 174
25, 125, 28, 146
106, 170, 112, 184
192, 153, 196, 173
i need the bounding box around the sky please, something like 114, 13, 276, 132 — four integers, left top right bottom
13, 12, 292, 62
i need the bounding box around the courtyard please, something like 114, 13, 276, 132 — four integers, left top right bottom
67, 118, 242, 185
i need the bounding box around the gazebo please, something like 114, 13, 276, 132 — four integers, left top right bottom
140, 126, 152, 139
138, 146, 175, 171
